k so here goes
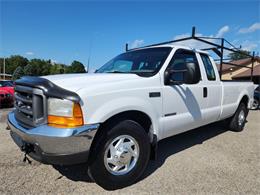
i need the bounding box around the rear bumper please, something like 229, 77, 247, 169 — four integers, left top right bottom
8, 112, 99, 165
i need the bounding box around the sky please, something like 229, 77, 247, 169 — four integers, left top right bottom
1, 0, 260, 71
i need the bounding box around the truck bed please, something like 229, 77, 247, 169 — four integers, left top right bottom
220, 81, 254, 120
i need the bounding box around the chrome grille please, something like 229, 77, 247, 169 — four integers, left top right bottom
14, 85, 47, 128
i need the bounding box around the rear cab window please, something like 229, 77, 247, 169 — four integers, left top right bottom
200, 53, 216, 81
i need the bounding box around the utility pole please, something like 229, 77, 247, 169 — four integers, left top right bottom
3, 57, 5, 80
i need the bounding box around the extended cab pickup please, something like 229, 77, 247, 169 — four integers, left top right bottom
8, 45, 254, 189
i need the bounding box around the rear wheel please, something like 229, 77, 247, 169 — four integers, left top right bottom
88, 120, 150, 190
251, 98, 259, 110
227, 102, 248, 132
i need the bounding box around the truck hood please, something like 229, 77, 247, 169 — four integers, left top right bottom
42, 73, 141, 92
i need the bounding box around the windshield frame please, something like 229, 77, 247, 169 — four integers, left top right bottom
96, 47, 172, 77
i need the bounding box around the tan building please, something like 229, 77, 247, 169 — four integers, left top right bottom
0, 73, 12, 80
216, 57, 260, 84
232, 64, 260, 84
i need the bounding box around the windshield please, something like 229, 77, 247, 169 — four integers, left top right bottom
0, 81, 14, 87
96, 47, 172, 77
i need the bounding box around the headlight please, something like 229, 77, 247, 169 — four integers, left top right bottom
47, 98, 83, 128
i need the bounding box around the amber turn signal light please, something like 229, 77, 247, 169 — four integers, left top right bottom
48, 103, 83, 128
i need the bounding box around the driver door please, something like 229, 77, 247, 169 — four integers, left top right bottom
162, 49, 207, 139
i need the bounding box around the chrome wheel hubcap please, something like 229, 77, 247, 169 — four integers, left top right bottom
104, 135, 139, 175
238, 110, 245, 126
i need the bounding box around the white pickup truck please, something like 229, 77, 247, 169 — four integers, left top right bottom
8, 44, 254, 189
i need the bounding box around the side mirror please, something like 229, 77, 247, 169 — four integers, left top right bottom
165, 62, 200, 85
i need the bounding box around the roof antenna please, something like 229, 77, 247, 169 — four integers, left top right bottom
87, 56, 90, 73
125, 43, 129, 52
87, 39, 93, 73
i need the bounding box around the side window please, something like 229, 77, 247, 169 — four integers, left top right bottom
167, 49, 201, 83
200, 54, 216, 81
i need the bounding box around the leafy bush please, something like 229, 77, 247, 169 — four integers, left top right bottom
0, 55, 86, 80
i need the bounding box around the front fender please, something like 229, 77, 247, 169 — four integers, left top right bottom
85, 96, 161, 136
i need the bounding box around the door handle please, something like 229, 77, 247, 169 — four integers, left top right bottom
203, 87, 207, 98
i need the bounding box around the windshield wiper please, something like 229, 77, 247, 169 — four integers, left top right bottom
105, 71, 138, 74
104, 70, 154, 76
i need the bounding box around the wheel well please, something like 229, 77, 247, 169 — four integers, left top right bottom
99, 110, 152, 134
240, 95, 249, 107
88, 111, 153, 163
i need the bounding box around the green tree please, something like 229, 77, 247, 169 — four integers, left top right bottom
12, 66, 25, 80
0, 58, 4, 74
66, 61, 86, 73
50, 63, 66, 75
59, 66, 65, 74
5, 55, 28, 74
29, 59, 51, 76
228, 50, 251, 60
23, 64, 33, 76
1, 55, 86, 76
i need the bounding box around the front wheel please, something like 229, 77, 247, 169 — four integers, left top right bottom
88, 120, 151, 190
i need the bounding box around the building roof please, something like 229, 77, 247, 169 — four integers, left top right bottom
232, 64, 260, 78
216, 57, 260, 72
0, 73, 12, 77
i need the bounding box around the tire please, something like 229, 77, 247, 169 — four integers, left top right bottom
251, 98, 259, 110
88, 120, 151, 190
227, 102, 248, 132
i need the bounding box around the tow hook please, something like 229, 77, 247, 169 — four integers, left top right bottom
21, 143, 34, 164
6, 125, 10, 131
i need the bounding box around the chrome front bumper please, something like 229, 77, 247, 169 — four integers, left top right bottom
8, 112, 99, 165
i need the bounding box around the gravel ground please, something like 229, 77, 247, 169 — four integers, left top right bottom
0, 108, 259, 194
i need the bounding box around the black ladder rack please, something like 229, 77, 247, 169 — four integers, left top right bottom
125, 27, 255, 81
